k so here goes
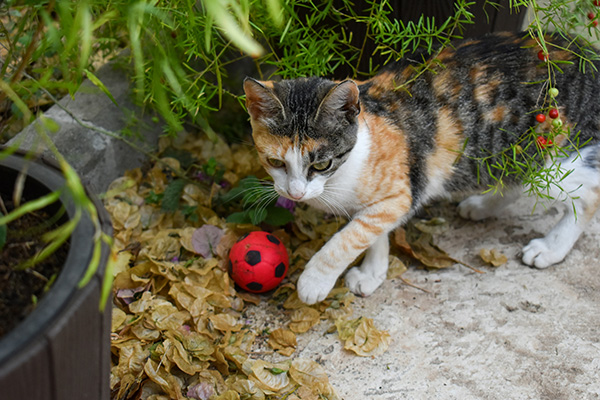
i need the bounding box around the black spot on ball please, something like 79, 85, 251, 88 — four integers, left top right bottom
274, 262, 286, 278
266, 234, 280, 245
245, 250, 261, 266
246, 282, 263, 291
236, 233, 250, 243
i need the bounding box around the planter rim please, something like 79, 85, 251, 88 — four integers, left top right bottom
0, 150, 111, 364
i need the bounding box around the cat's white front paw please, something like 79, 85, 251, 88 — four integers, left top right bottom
522, 238, 564, 268
457, 195, 493, 221
296, 266, 337, 305
345, 267, 385, 297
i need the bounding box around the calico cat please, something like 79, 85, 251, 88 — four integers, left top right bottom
243, 32, 600, 305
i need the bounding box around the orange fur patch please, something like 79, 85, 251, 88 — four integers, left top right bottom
426, 106, 463, 186
433, 68, 461, 101
474, 77, 501, 104
357, 113, 412, 212
368, 71, 396, 99
252, 125, 291, 161
252, 125, 325, 164
485, 104, 508, 123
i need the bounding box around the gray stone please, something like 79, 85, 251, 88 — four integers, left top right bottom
8, 60, 163, 194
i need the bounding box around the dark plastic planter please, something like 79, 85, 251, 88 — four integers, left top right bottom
0, 151, 112, 400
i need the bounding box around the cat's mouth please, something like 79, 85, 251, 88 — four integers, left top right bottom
278, 187, 320, 202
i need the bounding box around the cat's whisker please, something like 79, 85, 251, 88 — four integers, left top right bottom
318, 191, 352, 221
254, 191, 280, 215
238, 182, 278, 208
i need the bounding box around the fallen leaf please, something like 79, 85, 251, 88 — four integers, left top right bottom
386, 255, 408, 279
144, 359, 186, 400
289, 359, 339, 399
209, 313, 242, 332
289, 307, 321, 333
395, 220, 458, 269
268, 328, 297, 356
192, 224, 224, 258
336, 317, 390, 357
479, 248, 508, 267
111, 308, 128, 332
248, 360, 292, 392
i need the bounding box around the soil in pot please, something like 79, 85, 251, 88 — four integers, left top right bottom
0, 197, 69, 338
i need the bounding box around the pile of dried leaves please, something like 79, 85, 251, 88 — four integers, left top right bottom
106, 133, 506, 399
106, 135, 395, 400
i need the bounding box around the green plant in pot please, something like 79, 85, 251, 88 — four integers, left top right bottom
0, 142, 114, 399
0, 2, 117, 396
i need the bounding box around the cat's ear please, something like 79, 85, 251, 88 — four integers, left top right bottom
243, 77, 284, 122
315, 80, 360, 121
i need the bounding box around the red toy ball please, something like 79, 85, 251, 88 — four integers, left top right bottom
228, 231, 289, 293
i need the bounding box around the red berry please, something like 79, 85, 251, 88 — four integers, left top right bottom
549, 108, 559, 119
589, 12, 596, 20
594, 20, 599, 27
535, 113, 546, 123
537, 50, 548, 62
595, 0, 600, 6
536, 136, 548, 148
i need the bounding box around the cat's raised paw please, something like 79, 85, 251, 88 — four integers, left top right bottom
345, 267, 385, 297
296, 267, 337, 305
522, 238, 563, 269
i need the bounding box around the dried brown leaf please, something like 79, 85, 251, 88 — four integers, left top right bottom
268, 328, 297, 356
111, 308, 128, 332
289, 307, 321, 333
340, 317, 391, 357
144, 359, 187, 400
209, 313, 242, 332
479, 248, 508, 267
387, 255, 408, 279
289, 359, 338, 399
248, 360, 292, 393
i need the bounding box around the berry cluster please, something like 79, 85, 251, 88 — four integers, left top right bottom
590, 1, 600, 27
533, 85, 561, 149
533, 49, 564, 149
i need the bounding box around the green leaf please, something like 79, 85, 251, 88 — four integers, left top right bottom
270, 367, 286, 375
220, 175, 259, 204
248, 207, 267, 225
39, 115, 61, 133
145, 190, 163, 205
161, 179, 186, 212
264, 206, 294, 226
0, 223, 6, 251
84, 69, 118, 106
202, 0, 264, 57
226, 211, 250, 224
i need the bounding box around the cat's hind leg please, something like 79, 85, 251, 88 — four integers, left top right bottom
458, 188, 521, 221
523, 144, 600, 268
344, 233, 390, 297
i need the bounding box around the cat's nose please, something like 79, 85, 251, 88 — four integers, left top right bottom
288, 191, 305, 201
288, 180, 306, 200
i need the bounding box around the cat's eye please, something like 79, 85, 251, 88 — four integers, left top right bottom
267, 158, 284, 168
312, 160, 332, 171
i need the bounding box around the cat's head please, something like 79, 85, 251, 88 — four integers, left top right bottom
243, 77, 361, 202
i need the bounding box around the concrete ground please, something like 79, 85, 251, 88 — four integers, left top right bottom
13, 58, 600, 400
292, 197, 600, 400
